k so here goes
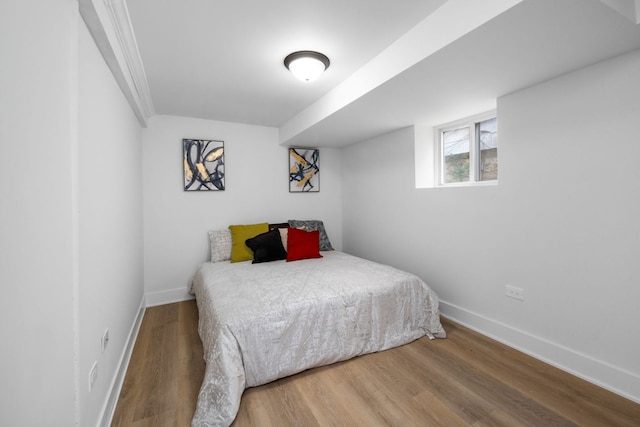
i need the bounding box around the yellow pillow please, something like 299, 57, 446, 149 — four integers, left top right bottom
228, 223, 269, 262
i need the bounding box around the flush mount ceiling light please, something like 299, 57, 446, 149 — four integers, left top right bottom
284, 51, 330, 82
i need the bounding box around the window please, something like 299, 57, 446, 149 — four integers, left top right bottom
437, 112, 498, 186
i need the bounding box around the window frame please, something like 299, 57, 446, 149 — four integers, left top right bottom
435, 111, 498, 187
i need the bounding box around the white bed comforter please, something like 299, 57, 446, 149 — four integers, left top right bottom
190, 251, 446, 427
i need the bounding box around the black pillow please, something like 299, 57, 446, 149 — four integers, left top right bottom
245, 228, 287, 263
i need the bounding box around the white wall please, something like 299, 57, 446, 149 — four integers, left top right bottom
0, 2, 144, 426
0, 0, 77, 425
342, 49, 640, 402
78, 17, 144, 427
142, 115, 343, 305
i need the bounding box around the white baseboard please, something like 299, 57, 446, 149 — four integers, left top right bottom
439, 300, 640, 404
98, 295, 146, 427
145, 286, 194, 307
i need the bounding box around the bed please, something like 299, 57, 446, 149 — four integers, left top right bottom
190, 221, 446, 427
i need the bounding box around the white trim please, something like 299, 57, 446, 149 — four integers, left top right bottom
431, 180, 498, 189
97, 295, 146, 427
79, 0, 154, 126
102, 0, 154, 119
145, 287, 195, 307
439, 299, 640, 404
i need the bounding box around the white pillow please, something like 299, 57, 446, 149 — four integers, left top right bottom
208, 229, 232, 262
278, 227, 288, 251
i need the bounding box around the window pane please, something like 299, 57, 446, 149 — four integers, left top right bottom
443, 127, 470, 183
477, 118, 498, 181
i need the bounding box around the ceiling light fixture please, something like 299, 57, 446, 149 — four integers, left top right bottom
284, 51, 330, 82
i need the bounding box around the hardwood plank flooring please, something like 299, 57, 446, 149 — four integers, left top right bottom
111, 300, 204, 427
111, 300, 640, 426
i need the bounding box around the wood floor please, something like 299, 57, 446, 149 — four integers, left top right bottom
111, 300, 640, 427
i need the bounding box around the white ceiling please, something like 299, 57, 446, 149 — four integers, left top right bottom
126, 0, 446, 126
119, 0, 640, 147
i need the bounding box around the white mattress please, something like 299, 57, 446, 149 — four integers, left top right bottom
190, 251, 446, 426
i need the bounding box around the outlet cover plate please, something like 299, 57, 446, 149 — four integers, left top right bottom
505, 284, 525, 301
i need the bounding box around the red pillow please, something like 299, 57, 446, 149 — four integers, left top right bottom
286, 227, 323, 262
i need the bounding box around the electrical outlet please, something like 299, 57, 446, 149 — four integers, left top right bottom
89, 361, 98, 392
101, 328, 110, 353
505, 284, 525, 301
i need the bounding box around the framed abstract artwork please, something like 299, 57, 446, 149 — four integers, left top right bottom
289, 147, 319, 192
183, 139, 225, 191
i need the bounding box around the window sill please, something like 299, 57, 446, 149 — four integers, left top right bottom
436, 180, 498, 189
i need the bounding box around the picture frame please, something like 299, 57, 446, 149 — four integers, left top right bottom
289, 147, 319, 192
183, 139, 225, 191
